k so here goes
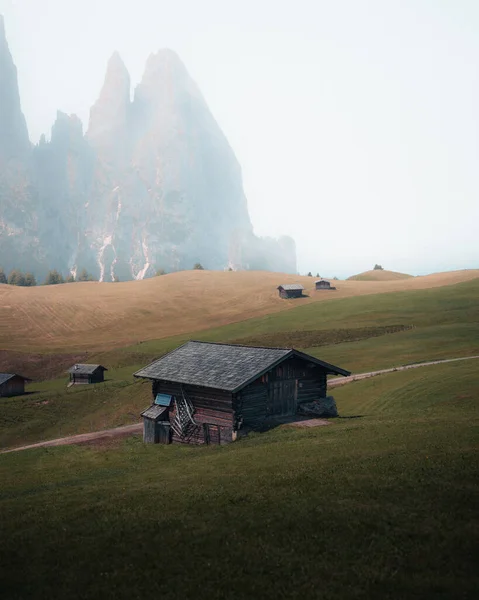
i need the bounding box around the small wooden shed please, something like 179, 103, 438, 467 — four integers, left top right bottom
141, 404, 171, 444
135, 341, 350, 445
68, 364, 107, 385
0, 373, 31, 397
315, 279, 336, 291
277, 284, 305, 299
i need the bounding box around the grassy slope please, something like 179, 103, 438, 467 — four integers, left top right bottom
0, 268, 477, 352
0, 360, 477, 600
348, 269, 413, 281
1, 278, 478, 449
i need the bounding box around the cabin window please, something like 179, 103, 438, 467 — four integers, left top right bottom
261, 374, 268, 383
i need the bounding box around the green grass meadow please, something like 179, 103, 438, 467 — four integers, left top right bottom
0, 278, 478, 598
0, 360, 478, 599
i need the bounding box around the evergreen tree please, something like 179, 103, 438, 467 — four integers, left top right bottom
8, 270, 26, 286
24, 272, 37, 286
307, 271, 312, 277
0, 268, 7, 284
156, 269, 166, 276
373, 264, 384, 271
316, 273, 320, 278
77, 268, 96, 281
193, 263, 204, 270
113, 275, 120, 282
66, 274, 75, 283
44, 270, 64, 285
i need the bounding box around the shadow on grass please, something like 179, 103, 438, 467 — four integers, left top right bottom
336, 415, 364, 419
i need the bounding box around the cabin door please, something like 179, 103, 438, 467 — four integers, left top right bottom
268, 380, 297, 416
204, 424, 221, 445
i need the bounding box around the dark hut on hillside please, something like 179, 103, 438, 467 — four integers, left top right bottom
0, 373, 31, 397
135, 341, 350, 445
67, 364, 107, 385
315, 279, 336, 291
277, 284, 304, 299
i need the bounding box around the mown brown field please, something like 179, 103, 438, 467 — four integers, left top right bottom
1, 268, 478, 352
347, 268, 413, 281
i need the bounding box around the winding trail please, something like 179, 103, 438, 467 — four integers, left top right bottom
1, 424, 142, 454
2, 355, 478, 455
328, 355, 479, 388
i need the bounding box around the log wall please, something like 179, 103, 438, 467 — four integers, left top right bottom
0, 377, 25, 397
152, 380, 234, 445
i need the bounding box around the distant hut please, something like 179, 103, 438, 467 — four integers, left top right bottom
277, 284, 305, 299
67, 364, 107, 385
315, 279, 336, 291
135, 341, 350, 445
0, 373, 31, 398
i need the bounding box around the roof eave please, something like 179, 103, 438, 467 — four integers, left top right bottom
291, 350, 351, 377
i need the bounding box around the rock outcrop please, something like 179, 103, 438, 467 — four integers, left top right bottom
0, 15, 30, 161
0, 17, 296, 281
297, 397, 339, 418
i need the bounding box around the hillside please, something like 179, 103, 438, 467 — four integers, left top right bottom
0, 269, 478, 352
347, 269, 413, 281
0, 359, 477, 599
0, 269, 478, 599
1, 274, 478, 449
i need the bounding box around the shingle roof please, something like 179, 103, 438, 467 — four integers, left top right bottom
0, 373, 31, 385
134, 341, 350, 392
278, 284, 304, 291
315, 279, 330, 284
141, 405, 168, 420
67, 364, 108, 375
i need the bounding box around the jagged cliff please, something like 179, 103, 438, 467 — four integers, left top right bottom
0, 17, 296, 280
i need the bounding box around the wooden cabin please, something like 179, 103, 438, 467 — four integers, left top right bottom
0, 373, 31, 397
277, 284, 305, 299
135, 341, 350, 445
315, 279, 336, 291
68, 364, 107, 385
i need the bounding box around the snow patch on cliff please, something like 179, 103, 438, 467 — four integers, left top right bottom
98, 234, 113, 282
135, 237, 151, 280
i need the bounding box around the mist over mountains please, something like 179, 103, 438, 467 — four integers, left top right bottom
0, 16, 296, 281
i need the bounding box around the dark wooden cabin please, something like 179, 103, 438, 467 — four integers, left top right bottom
135, 341, 350, 445
315, 279, 336, 291
0, 373, 31, 397
68, 364, 107, 385
277, 284, 305, 299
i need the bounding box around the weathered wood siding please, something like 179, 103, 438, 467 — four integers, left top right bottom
279, 289, 303, 299
143, 418, 157, 443
0, 377, 26, 397
90, 370, 105, 384
71, 373, 90, 384
236, 358, 329, 426
235, 380, 268, 427
296, 373, 327, 402
152, 380, 234, 445
70, 369, 105, 385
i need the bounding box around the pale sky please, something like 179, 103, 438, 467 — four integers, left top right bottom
1, 0, 478, 277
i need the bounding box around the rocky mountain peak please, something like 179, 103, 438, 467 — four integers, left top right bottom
50, 111, 84, 149
0, 14, 30, 160
0, 27, 296, 280
87, 51, 131, 145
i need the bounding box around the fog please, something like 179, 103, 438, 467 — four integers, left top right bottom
1, 0, 478, 277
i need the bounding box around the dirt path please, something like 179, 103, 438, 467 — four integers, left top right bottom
1, 423, 142, 454
2, 355, 478, 455
329, 355, 479, 388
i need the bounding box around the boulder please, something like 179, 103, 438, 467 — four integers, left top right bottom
297, 396, 338, 418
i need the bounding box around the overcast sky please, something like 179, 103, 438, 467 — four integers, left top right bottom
1, 0, 478, 277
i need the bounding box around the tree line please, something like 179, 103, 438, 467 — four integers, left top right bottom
0, 268, 97, 286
